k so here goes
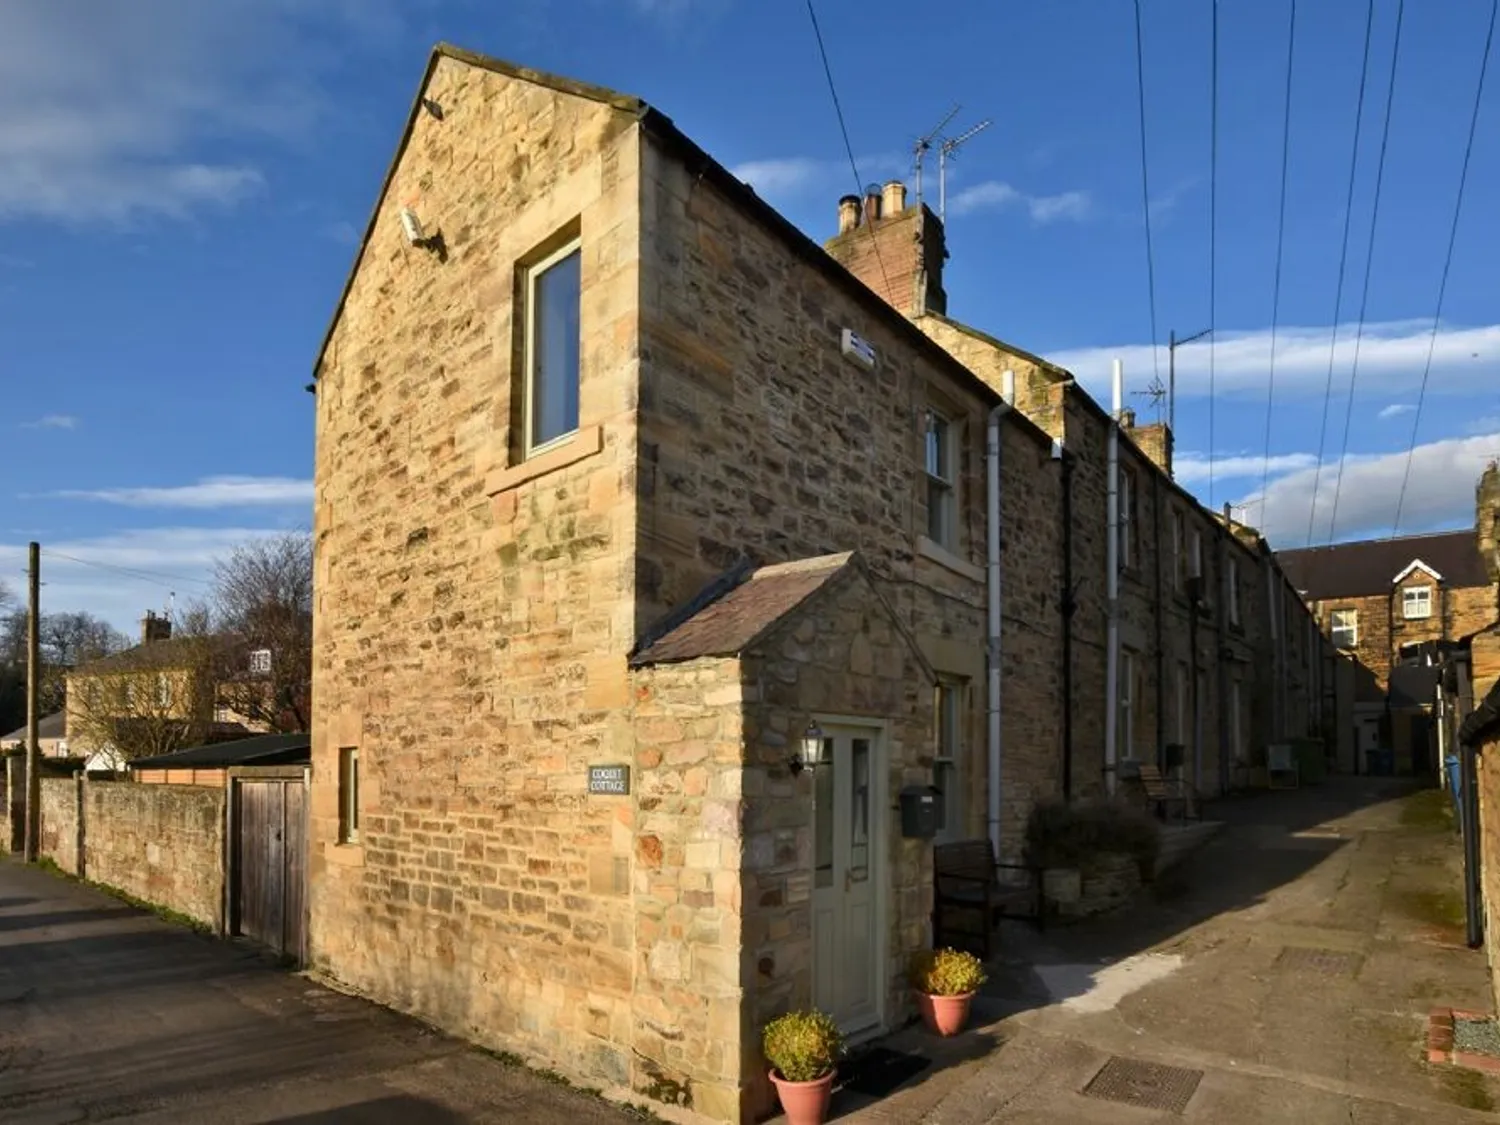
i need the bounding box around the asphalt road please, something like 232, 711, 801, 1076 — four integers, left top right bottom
0, 858, 649, 1125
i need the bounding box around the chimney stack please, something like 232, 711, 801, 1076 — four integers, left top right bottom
1479, 460, 1500, 584
141, 609, 172, 645
837, 194, 861, 235
881, 180, 906, 217
825, 179, 949, 318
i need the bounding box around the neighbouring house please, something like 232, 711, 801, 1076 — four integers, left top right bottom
1277, 465, 1500, 777
0, 710, 68, 757
307, 44, 1329, 1122
65, 611, 270, 770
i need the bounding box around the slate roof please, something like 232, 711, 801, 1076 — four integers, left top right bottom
0, 711, 65, 743
631, 554, 855, 666
73, 635, 225, 676
1275, 530, 1488, 601
131, 732, 310, 770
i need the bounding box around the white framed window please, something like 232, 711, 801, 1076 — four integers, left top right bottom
156, 674, 172, 709
248, 648, 272, 675
524, 241, 582, 455
933, 679, 966, 842
1330, 608, 1358, 650
1119, 469, 1136, 569
924, 409, 957, 548
1402, 585, 1433, 620
339, 747, 360, 844
1228, 557, 1241, 626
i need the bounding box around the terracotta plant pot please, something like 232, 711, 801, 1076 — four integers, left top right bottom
917, 990, 974, 1037
768, 1068, 835, 1125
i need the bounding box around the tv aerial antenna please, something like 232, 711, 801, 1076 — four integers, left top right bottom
938, 118, 992, 222
1134, 373, 1168, 425
912, 105, 959, 210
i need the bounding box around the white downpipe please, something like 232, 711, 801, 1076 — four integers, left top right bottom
1104, 359, 1122, 797
986, 382, 1010, 859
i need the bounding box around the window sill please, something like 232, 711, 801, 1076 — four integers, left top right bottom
485, 425, 603, 496
917, 536, 985, 583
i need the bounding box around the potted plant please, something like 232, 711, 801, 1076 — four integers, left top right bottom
910, 948, 988, 1036
762, 1009, 843, 1125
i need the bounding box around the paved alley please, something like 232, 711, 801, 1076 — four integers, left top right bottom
830, 777, 1499, 1124
0, 859, 650, 1125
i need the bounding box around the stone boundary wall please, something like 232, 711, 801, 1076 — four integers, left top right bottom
36, 776, 225, 930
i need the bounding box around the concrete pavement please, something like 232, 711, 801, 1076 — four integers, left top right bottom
828, 778, 1500, 1123
0, 859, 654, 1125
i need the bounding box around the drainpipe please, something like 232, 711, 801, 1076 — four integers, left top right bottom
1060, 444, 1076, 799
1105, 359, 1122, 796
1461, 741, 1483, 948
1217, 504, 1231, 792
986, 376, 1012, 858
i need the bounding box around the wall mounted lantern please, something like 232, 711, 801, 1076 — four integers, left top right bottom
790, 720, 824, 776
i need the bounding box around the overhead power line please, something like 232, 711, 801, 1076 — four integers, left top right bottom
1132, 0, 1163, 395
1258, 0, 1298, 522
804, 0, 893, 300
1393, 0, 1497, 536
1306, 0, 1376, 547
1327, 0, 1405, 545
41, 548, 212, 590
1208, 0, 1220, 508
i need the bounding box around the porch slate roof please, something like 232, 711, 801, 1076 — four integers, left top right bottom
130, 732, 310, 770
631, 553, 854, 666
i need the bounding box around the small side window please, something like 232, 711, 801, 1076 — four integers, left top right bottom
339, 747, 360, 844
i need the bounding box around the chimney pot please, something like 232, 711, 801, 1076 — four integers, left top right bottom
837, 194, 861, 235
1119, 407, 1137, 429
881, 180, 907, 217
862, 187, 881, 225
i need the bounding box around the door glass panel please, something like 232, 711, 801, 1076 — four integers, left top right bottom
849, 738, 870, 881
814, 736, 834, 889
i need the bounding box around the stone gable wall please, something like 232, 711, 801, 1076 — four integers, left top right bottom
309, 56, 647, 1094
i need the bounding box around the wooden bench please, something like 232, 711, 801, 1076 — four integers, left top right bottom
933, 840, 1043, 959
1138, 763, 1202, 821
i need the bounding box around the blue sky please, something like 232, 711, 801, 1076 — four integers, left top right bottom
1, 0, 1496, 631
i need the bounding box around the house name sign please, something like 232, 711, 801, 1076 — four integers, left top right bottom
587, 764, 631, 795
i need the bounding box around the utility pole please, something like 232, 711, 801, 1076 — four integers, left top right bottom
1168, 327, 1212, 433
23, 542, 40, 863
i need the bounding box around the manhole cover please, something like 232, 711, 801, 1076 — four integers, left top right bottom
1082, 1057, 1203, 1113
1276, 946, 1362, 975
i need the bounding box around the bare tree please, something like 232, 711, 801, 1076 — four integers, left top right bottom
209, 532, 312, 733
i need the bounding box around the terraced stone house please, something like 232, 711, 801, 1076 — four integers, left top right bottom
308, 44, 1328, 1122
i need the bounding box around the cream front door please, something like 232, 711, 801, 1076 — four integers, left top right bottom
811, 726, 883, 1036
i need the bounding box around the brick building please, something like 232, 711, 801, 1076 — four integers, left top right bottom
307, 45, 1328, 1123
1278, 469, 1500, 775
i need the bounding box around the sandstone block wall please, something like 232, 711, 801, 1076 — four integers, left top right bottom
84, 781, 225, 929
627, 657, 746, 1119
310, 54, 649, 1100
39, 777, 80, 874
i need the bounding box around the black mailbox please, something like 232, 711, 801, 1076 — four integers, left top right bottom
899, 785, 940, 839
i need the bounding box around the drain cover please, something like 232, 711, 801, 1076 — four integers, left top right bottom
1276, 946, 1362, 975
1083, 1057, 1203, 1113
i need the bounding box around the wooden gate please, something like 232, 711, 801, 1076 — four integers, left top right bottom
233, 777, 307, 962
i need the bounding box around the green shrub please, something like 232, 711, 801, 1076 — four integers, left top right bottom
1024, 798, 1160, 879
909, 948, 987, 996
762, 1009, 843, 1082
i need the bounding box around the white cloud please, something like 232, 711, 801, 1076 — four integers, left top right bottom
1378, 403, 1416, 420
1028, 190, 1091, 224
1237, 432, 1500, 547
320, 219, 358, 246
1174, 451, 1319, 485
732, 158, 828, 196
1148, 177, 1198, 224
50, 476, 313, 509
948, 180, 1094, 224
0, 526, 291, 633
730, 153, 906, 201
1049, 321, 1500, 402
0, 1, 408, 225
21, 414, 78, 430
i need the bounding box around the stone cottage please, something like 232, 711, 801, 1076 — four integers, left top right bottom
308, 44, 1327, 1122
